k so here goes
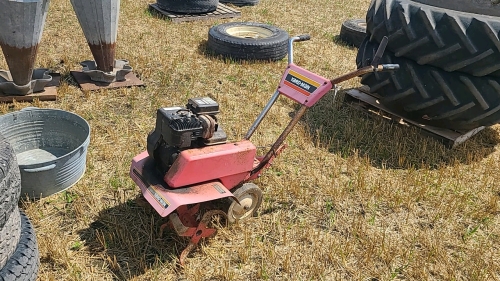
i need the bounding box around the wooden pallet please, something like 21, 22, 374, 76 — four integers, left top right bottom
0, 73, 60, 103
344, 87, 485, 148
70, 71, 145, 91
149, 3, 241, 23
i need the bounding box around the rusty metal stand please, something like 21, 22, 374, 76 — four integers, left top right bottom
70, 71, 144, 91
344, 87, 485, 148
149, 3, 241, 23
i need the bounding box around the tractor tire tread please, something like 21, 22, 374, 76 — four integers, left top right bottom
357, 38, 500, 131
366, 0, 500, 77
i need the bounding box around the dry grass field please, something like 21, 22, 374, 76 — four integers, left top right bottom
1, 0, 499, 280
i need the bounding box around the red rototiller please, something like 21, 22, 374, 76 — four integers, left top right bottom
129, 35, 397, 264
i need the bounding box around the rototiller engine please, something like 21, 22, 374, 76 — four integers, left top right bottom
146, 97, 228, 174
130, 35, 398, 264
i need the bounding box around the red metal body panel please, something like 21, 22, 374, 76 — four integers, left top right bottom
278, 63, 333, 107
165, 140, 257, 188
130, 151, 235, 217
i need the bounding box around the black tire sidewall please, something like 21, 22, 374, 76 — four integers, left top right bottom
0, 134, 21, 229
156, 0, 218, 13
339, 19, 366, 47
0, 211, 39, 281
220, 0, 259, 6
0, 208, 21, 270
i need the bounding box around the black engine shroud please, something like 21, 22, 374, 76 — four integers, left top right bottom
147, 97, 227, 173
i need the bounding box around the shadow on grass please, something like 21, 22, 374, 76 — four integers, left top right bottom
302, 90, 500, 170
77, 198, 185, 280
332, 34, 359, 49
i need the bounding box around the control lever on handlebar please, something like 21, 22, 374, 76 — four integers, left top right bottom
377, 64, 400, 71
296, 34, 311, 42
369, 36, 399, 72
288, 34, 311, 64
371, 36, 388, 67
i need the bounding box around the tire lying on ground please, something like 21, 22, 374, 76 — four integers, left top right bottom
339, 19, 366, 47
0, 211, 39, 281
0, 209, 21, 270
357, 37, 500, 131
366, 0, 500, 77
220, 0, 259, 6
0, 134, 21, 229
207, 22, 289, 61
156, 0, 218, 13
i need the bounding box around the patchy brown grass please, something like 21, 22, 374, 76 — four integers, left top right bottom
1, 0, 499, 280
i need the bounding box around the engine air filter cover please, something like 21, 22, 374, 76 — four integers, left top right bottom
187, 97, 219, 114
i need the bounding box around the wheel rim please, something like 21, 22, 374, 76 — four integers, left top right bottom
230, 192, 258, 220
226, 26, 273, 39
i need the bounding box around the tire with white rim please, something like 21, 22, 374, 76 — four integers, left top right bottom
227, 183, 263, 224
207, 22, 289, 61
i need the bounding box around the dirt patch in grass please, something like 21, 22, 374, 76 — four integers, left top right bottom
2, 0, 499, 280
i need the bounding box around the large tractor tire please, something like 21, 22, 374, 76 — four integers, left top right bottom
0, 134, 21, 229
0, 211, 39, 281
357, 38, 500, 131
366, 0, 500, 77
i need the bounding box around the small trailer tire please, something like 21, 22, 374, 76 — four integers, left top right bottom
207, 22, 289, 61
339, 19, 367, 47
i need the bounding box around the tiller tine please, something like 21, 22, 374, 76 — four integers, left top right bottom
162, 206, 227, 265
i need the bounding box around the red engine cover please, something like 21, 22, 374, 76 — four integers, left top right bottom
164, 140, 257, 189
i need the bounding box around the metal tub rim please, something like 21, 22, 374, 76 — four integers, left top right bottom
0, 107, 91, 198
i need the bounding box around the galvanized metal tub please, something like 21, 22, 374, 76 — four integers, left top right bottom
0, 108, 90, 198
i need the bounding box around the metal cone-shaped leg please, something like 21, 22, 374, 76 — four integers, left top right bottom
70, 0, 120, 72
0, 0, 50, 86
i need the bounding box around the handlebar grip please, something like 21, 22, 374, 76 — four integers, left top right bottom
296, 34, 311, 42
378, 64, 400, 71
